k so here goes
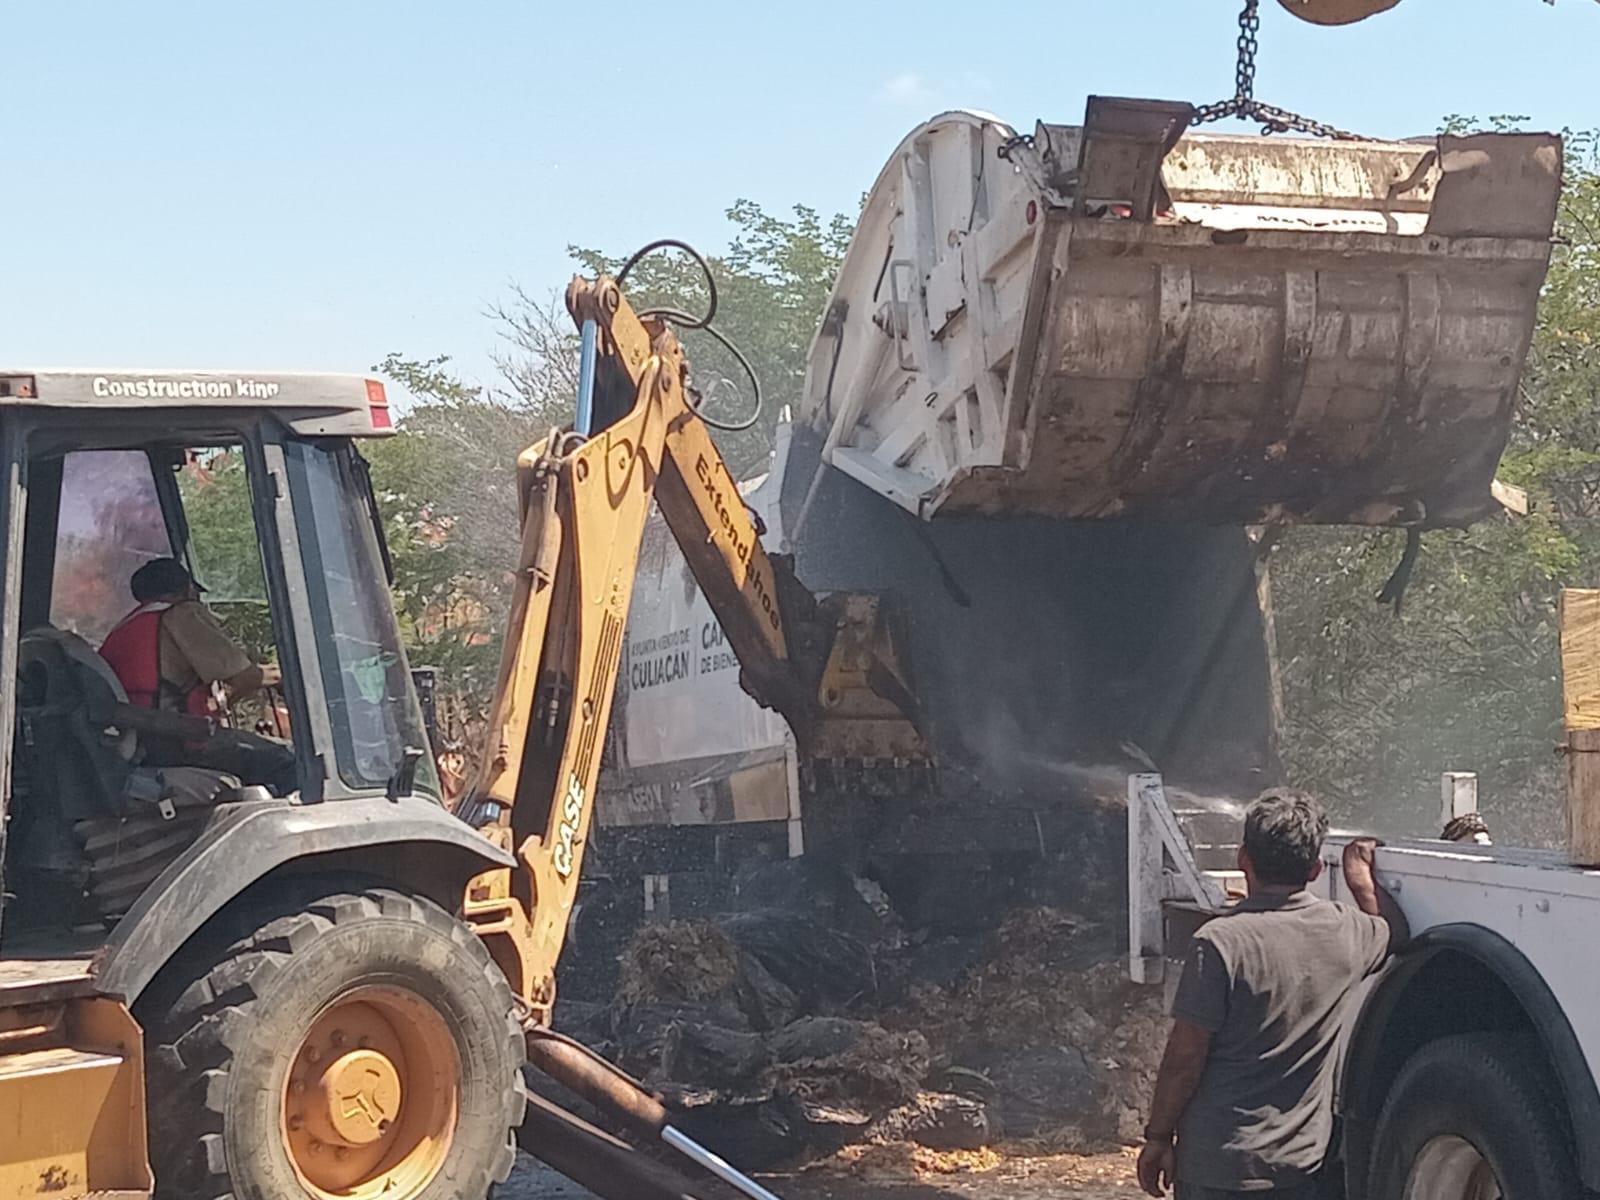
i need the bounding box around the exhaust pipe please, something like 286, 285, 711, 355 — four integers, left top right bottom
525, 1029, 785, 1200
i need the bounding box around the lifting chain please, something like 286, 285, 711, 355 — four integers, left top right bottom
1193, 0, 1366, 140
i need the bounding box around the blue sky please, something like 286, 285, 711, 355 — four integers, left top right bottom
4, 0, 1597, 399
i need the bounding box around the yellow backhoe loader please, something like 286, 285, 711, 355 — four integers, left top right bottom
0, 264, 922, 1198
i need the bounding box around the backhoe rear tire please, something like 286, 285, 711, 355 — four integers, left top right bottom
144, 886, 525, 1200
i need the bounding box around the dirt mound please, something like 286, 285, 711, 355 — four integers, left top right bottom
893, 911, 1165, 1147
593, 899, 1164, 1165
767, 1019, 931, 1109
836, 1142, 1004, 1179
866, 1091, 991, 1150
618, 919, 742, 1004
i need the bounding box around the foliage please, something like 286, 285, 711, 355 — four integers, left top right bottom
1270, 126, 1600, 845
164, 166, 1600, 848
178, 449, 274, 663
364, 201, 851, 744
362, 353, 559, 745
570, 202, 853, 475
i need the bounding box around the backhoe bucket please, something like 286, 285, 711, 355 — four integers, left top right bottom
801, 99, 1561, 528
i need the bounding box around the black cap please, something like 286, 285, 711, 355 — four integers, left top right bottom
130, 557, 206, 602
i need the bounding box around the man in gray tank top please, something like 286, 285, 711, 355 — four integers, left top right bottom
1137, 790, 1408, 1198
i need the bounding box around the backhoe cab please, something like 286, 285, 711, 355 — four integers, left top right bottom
0, 371, 521, 1200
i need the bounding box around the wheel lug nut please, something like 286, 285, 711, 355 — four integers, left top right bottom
308, 1138, 322, 1155
335, 1147, 349, 1162
291, 1078, 305, 1094
288, 1113, 303, 1131
357, 1036, 370, 1048
305, 1047, 320, 1064
330, 1029, 346, 1047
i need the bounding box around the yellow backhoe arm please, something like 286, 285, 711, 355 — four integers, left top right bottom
460, 274, 924, 1020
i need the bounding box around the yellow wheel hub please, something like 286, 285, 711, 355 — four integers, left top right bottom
309, 1048, 403, 1147
282, 987, 459, 1200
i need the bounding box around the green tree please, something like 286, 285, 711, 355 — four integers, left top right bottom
1271, 127, 1600, 845
178, 449, 273, 664
568, 202, 854, 474
362, 353, 565, 746
364, 200, 852, 746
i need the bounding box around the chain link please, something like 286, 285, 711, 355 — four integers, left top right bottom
1236, 0, 1259, 104
1194, 0, 1365, 141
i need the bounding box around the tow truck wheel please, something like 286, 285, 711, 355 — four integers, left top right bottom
144, 886, 525, 1200
1367, 1033, 1578, 1200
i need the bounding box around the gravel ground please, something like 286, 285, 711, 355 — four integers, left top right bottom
499, 1149, 1143, 1200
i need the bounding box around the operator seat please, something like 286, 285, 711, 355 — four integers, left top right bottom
10, 626, 245, 928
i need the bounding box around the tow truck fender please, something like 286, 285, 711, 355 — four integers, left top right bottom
1340, 923, 1600, 1192
94, 795, 515, 1004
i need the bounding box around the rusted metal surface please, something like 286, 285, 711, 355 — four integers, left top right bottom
1276, 0, 1399, 23
800, 101, 1562, 528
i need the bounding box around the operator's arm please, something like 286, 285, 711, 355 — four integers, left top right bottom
163, 602, 279, 698
1139, 1018, 1212, 1196
1343, 836, 1410, 953
219, 662, 282, 698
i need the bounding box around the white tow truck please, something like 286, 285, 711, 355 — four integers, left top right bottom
1129, 753, 1600, 1198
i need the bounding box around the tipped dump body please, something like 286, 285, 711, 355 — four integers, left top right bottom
801, 100, 1561, 527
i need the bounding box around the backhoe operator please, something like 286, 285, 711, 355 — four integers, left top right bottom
100, 557, 295, 791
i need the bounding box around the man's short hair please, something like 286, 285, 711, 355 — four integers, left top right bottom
1243, 789, 1329, 887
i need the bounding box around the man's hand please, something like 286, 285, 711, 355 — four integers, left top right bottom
1136, 1138, 1174, 1196
1343, 835, 1411, 949
225, 662, 281, 699
1342, 836, 1383, 910
1343, 835, 1382, 872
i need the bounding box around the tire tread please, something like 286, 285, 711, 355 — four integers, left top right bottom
144, 885, 524, 1200
1368, 1031, 1579, 1200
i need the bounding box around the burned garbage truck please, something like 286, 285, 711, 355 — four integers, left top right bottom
588, 99, 1559, 946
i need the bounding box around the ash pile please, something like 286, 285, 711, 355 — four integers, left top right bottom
549, 854, 1166, 1168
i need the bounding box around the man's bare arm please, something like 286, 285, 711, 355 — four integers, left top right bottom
1343, 837, 1410, 950
224, 662, 282, 699
1139, 1017, 1209, 1196
1137, 1018, 1212, 1196
1147, 1018, 1212, 1138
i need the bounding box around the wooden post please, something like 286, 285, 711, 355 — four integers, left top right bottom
1568, 730, 1600, 866
1558, 590, 1600, 864
1128, 774, 1166, 984
1440, 772, 1478, 830
784, 734, 805, 859
642, 874, 671, 922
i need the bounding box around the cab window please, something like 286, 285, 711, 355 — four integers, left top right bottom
34, 441, 288, 745
50, 450, 172, 643
179, 448, 273, 668
282, 439, 437, 796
